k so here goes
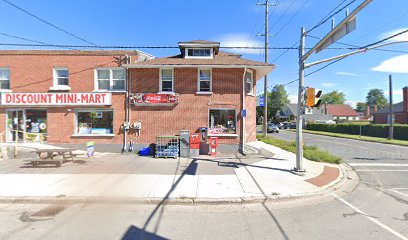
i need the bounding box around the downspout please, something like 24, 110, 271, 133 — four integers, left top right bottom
242, 67, 247, 154
122, 55, 130, 153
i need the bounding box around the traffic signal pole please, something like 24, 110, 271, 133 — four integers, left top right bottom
295, 27, 306, 172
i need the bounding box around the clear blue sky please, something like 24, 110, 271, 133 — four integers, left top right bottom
1, 0, 407, 106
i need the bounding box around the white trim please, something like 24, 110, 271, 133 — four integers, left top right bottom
198, 68, 212, 93
245, 69, 254, 95
53, 67, 69, 89
49, 85, 71, 91
195, 91, 213, 95
72, 134, 115, 137
94, 67, 126, 91
0, 67, 11, 90
0, 89, 12, 93
158, 91, 176, 95
159, 68, 174, 92
185, 48, 213, 59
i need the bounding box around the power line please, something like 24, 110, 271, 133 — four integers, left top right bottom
267, 0, 297, 33
1, 0, 104, 52
272, 0, 310, 38
307, 0, 356, 34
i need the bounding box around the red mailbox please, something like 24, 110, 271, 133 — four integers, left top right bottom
209, 137, 219, 156
190, 133, 200, 149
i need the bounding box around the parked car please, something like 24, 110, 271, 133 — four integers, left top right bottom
267, 123, 279, 133
281, 122, 296, 129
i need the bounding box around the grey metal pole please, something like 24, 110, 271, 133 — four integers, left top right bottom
296, 27, 306, 172
389, 75, 393, 140
262, 0, 269, 138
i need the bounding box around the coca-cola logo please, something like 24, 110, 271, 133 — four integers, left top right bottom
145, 96, 163, 102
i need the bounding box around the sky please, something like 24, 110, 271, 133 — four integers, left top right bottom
0, 0, 407, 107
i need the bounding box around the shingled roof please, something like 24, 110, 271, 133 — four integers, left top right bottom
326, 104, 358, 117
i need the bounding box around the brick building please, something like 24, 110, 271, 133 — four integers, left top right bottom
0, 50, 148, 150
373, 87, 408, 124
124, 40, 274, 153
0, 40, 274, 153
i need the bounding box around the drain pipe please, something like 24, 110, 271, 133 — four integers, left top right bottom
122, 57, 130, 153
242, 67, 247, 154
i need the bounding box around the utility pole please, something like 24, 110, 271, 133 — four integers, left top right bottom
296, 27, 306, 172
388, 75, 394, 140
257, 0, 275, 137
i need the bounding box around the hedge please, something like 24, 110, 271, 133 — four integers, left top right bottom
306, 123, 408, 140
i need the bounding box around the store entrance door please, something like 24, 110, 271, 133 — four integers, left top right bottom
6, 109, 25, 142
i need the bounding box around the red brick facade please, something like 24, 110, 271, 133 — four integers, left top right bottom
373, 87, 408, 124
0, 50, 262, 151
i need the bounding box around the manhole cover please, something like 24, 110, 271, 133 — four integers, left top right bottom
31, 204, 68, 217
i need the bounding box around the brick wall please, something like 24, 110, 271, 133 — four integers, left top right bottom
0, 52, 136, 144
129, 67, 257, 145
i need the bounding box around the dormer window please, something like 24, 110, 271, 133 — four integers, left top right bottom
185, 48, 213, 59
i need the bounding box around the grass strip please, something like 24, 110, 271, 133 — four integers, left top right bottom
257, 135, 341, 164
295, 129, 408, 147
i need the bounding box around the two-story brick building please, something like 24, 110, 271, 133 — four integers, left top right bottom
0, 40, 274, 153
124, 40, 274, 153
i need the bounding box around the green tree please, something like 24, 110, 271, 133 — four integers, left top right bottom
356, 102, 366, 112
366, 88, 387, 108
320, 90, 346, 104
256, 84, 289, 123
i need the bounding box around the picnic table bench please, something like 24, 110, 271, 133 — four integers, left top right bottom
32, 148, 75, 167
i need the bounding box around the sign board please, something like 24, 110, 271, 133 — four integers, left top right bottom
131, 93, 179, 106
257, 96, 265, 107
316, 17, 357, 53
0, 93, 112, 106
241, 109, 247, 118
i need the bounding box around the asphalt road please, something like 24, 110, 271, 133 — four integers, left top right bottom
0, 132, 407, 240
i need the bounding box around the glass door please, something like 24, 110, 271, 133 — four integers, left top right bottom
6, 109, 25, 142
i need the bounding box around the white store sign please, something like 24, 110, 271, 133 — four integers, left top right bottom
0, 93, 112, 106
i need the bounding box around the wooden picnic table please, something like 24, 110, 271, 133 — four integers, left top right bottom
32, 148, 75, 167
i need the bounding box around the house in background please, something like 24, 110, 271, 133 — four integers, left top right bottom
373, 87, 408, 124
325, 104, 358, 121
277, 103, 333, 123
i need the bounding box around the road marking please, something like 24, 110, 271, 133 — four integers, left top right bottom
332, 193, 408, 240
349, 163, 408, 167
356, 170, 408, 172
390, 189, 408, 198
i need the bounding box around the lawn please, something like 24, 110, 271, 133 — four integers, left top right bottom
257, 135, 341, 164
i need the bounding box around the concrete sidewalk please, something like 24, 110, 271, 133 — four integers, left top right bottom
0, 141, 344, 203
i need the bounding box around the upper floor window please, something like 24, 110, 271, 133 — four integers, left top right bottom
245, 70, 254, 95
198, 69, 212, 92
95, 68, 126, 91
0, 68, 10, 90
185, 48, 213, 58
160, 69, 174, 92
54, 68, 69, 86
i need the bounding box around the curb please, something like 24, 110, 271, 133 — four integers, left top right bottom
0, 163, 358, 205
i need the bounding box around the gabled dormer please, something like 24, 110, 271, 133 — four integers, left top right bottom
178, 40, 220, 59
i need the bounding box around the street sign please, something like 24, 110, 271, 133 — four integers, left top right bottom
257, 96, 265, 107
316, 17, 356, 53
241, 109, 247, 118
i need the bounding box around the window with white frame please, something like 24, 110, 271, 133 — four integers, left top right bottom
245, 70, 254, 95
186, 48, 212, 58
0, 68, 10, 90
160, 69, 174, 92
198, 69, 212, 92
95, 68, 126, 91
75, 110, 113, 135
209, 109, 236, 135
53, 68, 69, 87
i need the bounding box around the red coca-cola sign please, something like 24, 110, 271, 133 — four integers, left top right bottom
131, 93, 179, 105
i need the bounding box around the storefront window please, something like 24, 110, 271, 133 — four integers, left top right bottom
209, 109, 236, 135
76, 110, 113, 135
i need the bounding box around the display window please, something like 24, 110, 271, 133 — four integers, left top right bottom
208, 109, 236, 135
75, 110, 113, 135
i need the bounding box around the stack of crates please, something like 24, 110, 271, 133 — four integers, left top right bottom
155, 136, 179, 158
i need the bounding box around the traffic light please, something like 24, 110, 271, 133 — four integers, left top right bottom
305, 88, 322, 108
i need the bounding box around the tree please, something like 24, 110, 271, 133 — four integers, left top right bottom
320, 90, 346, 104
256, 84, 289, 123
356, 102, 366, 112
366, 88, 387, 108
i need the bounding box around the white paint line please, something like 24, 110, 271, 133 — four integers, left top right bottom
332, 193, 408, 240
390, 189, 408, 198
356, 170, 408, 172
349, 163, 408, 167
